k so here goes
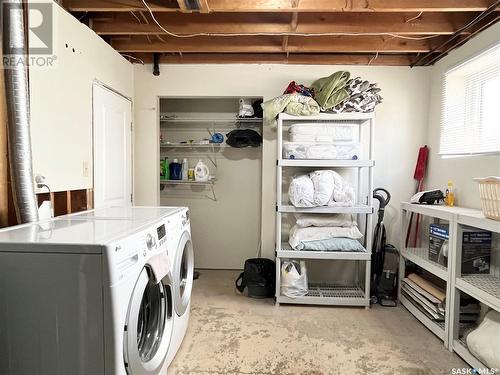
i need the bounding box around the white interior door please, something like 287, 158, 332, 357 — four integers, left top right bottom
93, 83, 132, 208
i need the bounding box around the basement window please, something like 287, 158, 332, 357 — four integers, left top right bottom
439, 43, 500, 157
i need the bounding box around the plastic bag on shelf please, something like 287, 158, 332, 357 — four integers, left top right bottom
281, 260, 308, 298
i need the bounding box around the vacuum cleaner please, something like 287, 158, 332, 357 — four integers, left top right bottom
370, 188, 399, 307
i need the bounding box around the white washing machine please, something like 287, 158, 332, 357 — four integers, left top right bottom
61, 206, 195, 368
0, 213, 179, 375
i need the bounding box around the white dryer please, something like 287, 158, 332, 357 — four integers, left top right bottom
161, 208, 194, 368
61, 206, 195, 369
0, 214, 179, 375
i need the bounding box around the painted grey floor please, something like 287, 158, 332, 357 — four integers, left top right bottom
169, 270, 466, 375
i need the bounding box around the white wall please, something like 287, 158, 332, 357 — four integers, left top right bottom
29, 1, 133, 192
134, 64, 431, 261
426, 22, 500, 208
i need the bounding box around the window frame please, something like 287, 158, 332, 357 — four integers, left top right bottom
439, 42, 500, 159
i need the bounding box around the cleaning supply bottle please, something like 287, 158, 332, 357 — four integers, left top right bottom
445, 180, 455, 206
160, 160, 165, 180
182, 158, 189, 180
170, 158, 182, 180
160, 158, 169, 180
194, 160, 210, 182
164, 157, 170, 180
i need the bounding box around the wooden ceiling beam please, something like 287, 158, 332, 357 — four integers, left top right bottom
111, 35, 451, 53
126, 52, 416, 65
90, 12, 479, 35
176, 0, 210, 13
207, 0, 497, 12
64, 0, 496, 13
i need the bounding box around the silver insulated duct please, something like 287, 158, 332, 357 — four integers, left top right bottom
3, 0, 39, 223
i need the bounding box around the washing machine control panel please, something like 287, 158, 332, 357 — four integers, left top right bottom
145, 232, 156, 250
156, 223, 167, 247
108, 225, 169, 285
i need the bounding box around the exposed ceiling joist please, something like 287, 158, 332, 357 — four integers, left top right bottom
90, 12, 481, 36
176, 0, 210, 13
111, 35, 452, 53
64, 0, 497, 13
65, 0, 500, 66
127, 52, 416, 65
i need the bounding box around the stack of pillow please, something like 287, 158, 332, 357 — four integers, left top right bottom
288, 170, 355, 208
289, 213, 364, 252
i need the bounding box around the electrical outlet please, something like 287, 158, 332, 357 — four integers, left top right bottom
83, 161, 89, 177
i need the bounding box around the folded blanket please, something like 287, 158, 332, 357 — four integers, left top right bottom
310, 71, 351, 110
295, 213, 356, 228
329, 77, 383, 114
261, 94, 320, 127
289, 224, 363, 249
297, 238, 365, 252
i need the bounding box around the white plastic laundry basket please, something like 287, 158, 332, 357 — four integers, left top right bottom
474, 177, 500, 221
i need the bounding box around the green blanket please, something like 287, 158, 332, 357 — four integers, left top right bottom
311, 71, 350, 110
262, 94, 320, 127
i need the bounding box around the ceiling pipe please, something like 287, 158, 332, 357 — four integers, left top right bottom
2, 0, 39, 223
153, 53, 160, 75
411, 0, 500, 67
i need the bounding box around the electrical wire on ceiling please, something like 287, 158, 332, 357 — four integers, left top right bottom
140, 0, 441, 40
405, 11, 423, 23
121, 54, 145, 64
411, 0, 500, 66
368, 52, 379, 65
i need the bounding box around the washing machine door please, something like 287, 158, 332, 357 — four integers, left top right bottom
124, 268, 174, 375
173, 231, 194, 316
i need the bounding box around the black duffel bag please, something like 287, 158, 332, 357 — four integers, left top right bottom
235, 258, 275, 298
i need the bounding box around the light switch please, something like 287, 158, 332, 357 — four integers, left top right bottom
83, 161, 89, 177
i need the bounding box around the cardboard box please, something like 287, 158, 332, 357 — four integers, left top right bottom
429, 224, 449, 266
461, 226, 491, 274
428, 224, 491, 274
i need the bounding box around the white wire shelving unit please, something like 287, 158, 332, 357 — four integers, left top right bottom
160, 143, 230, 149
158, 113, 263, 202
159, 115, 263, 124
399, 202, 500, 369
275, 112, 375, 308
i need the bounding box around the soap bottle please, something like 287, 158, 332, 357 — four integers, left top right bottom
445, 180, 455, 206
170, 158, 182, 180
164, 157, 170, 180
182, 158, 189, 180
194, 160, 210, 182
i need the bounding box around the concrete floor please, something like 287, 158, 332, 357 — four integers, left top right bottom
169, 270, 466, 375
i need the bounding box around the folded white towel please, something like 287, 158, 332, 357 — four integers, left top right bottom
148, 253, 171, 284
